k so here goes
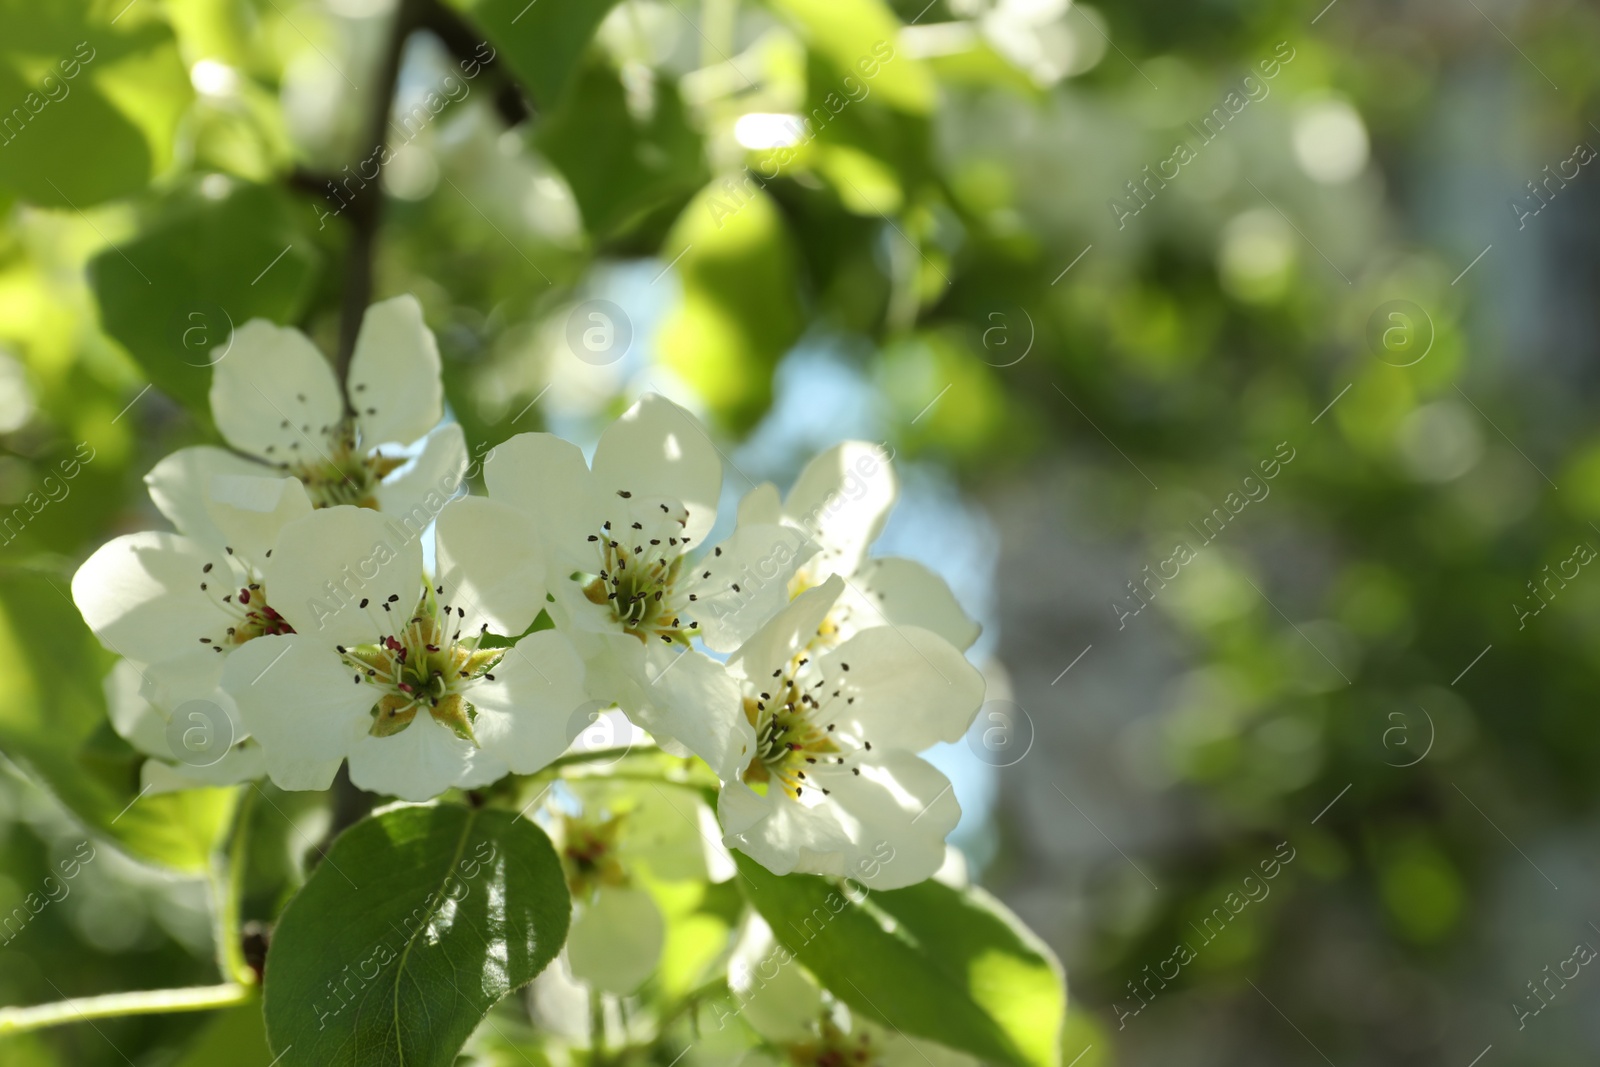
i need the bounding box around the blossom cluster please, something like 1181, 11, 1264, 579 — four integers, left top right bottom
72, 297, 985, 888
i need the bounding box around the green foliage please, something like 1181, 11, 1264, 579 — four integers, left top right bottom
0, 0, 190, 207
88, 181, 320, 420
536, 56, 707, 241
448, 0, 622, 108
657, 182, 803, 430
735, 856, 1066, 1067
262, 803, 570, 1067
0, 567, 234, 872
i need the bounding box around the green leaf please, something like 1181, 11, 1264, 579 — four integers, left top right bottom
264, 803, 571, 1067
446, 0, 622, 107
536, 56, 707, 240
656, 181, 802, 431
172, 1003, 274, 1067
0, 566, 235, 872
88, 180, 320, 419
735, 856, 1066, 1067
761, 0, 935, 115
0, 1, 192, 206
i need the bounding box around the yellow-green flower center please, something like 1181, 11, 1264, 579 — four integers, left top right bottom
338, 584, 500, 741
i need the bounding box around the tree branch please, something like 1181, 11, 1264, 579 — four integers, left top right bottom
335, 0, 425, 378
414, 0, 536, 127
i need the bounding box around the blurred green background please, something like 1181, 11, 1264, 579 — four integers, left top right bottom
3, 0, 1600, 1063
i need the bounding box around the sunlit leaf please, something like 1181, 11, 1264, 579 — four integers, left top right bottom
264, 803, 570, 1067
0, 1, 191, 206
761, 0, 935, 114
735, 857, 1066, 1067
0, 567, 234, 873
657, 181, 802, 431
536, 56, 706, 240
88, 180, 320, 420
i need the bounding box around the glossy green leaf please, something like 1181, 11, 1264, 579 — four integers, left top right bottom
446, 0, 621, 107
264, 803, 571, 1067
735, 856, 1066, 1067
172, 1003, 274, 1067
88, 180, 320, 419
536, 56, 706, 240
0, 1, 191, 206
0, 567, 235, 872
656, 180, 802, 431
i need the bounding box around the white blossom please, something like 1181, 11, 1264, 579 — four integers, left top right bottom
146, 295, 466, 538
737, 442, 980, 651
483, 394, 813, 781
718, 575, 984, 888
219, 501, 587, 800
73, 475, 314, 784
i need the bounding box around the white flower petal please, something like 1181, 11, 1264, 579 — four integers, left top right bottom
830, 625, 984, 752
459, 749, 511, 790
688, 523, 815, 653
139, 648, 238, 734
347, 295, 443, 448
145, 446, 274, 546
784, 442, 897, 577
264, 505, 425, 647
372, 421, 468, 523
470, 630, 589, 775
104, 660, 169, 758
435, 496, 547, 638
591, 395, 722, 546
718, 782, 853, 878
72, 531, 235, 666
728, 576, 843, 684
568, 626, 649, 713
483, 432, 604, 569
221, 635, 364, 792
637, 644, 753, 782
346, 714, 475, 801
205, 475, 313, 568
141, 742, 266, 793
724, 749, 957, 889
845, 557, 980, 651
729, 914, 824, 1043
736, 482, 783, 527
209, 320, 343, 461
566, 886, 664, 994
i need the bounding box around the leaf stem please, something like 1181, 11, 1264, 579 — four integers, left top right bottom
543, 743, 658, 774
209, 785, 257, 987
590, 987, 608, 1066
0, 984, 252, 1036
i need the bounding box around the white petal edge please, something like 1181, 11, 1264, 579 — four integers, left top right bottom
728, 576, 843, 685
482, 431, 604, 571
264, 505, 425, 646
348, 295, 444, 448
346, 713, 475, 801
591, 394, 723, 546
470, 630, 590, 775
434, 495, 548, 638
145, 446, 275, 547
220, 635, 365, 792
209, 320, 342, 461
372, 421, 468, 524
828, 624, 984, 753
688, 523, 816, 653
784, 441, 897, 578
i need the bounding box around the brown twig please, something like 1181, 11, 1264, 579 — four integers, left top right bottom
414, 0, 536, 127
334, 0, 424, 380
